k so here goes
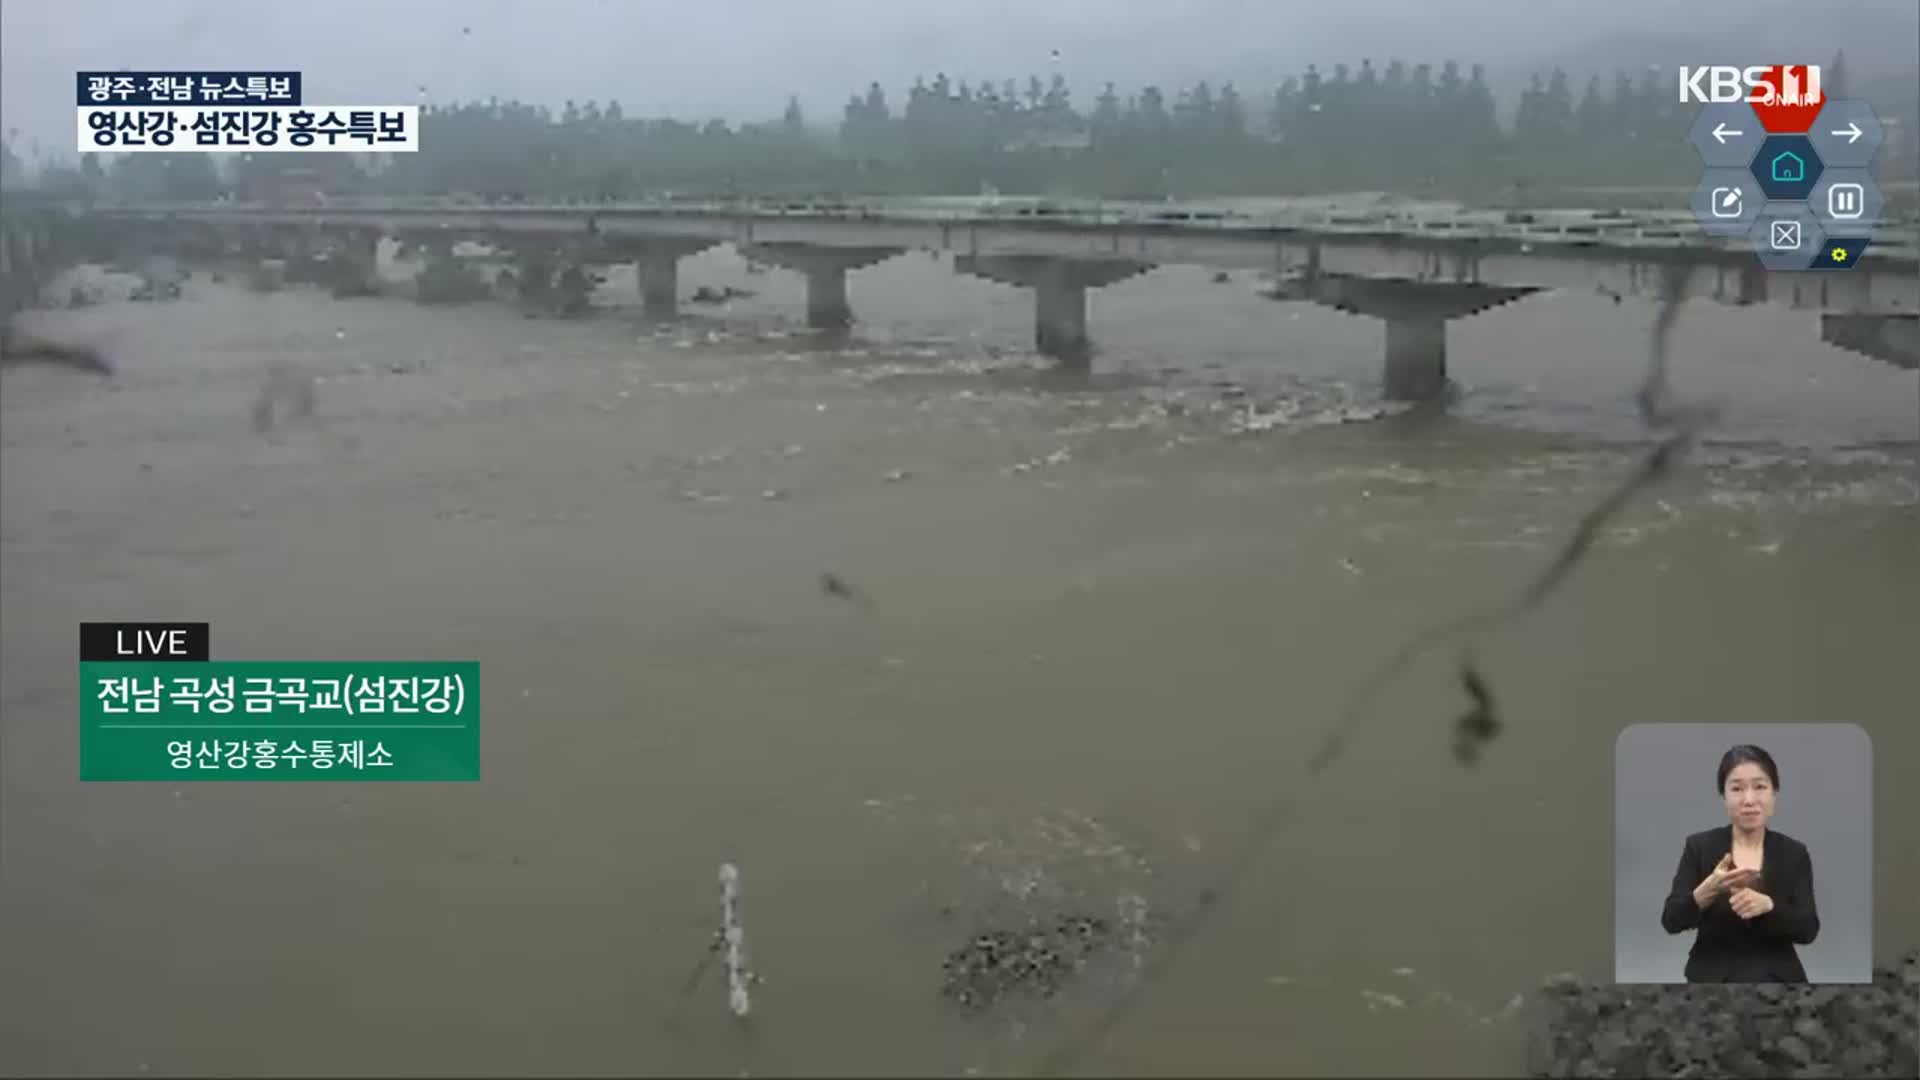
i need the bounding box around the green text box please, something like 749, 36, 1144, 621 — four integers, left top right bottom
79, 661, 480, 781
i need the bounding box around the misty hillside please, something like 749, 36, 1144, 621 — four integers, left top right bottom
1138, 10, 1918, 121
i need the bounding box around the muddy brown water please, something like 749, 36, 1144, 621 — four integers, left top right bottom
2, 248, 1915, 1077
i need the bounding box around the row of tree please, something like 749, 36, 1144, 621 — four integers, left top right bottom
6, 52, 1904, 204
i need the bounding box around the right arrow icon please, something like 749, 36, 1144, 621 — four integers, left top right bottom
1832, 121, 1864, 144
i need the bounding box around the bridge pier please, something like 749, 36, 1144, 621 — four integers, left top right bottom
955, 255, 1153, 369
1272, 275, 1540, 401
1036, 278, 1089, 361
330, 228, 382, 297
236, 227, 291, 291
637, 254, 677, 318
1384, 316, 1450, 401
510, 244, 557, 307
406, 231, 489, 304
549, 265, 586, 316
625, 238, 717, 320
273, 227, 329, 285
805, 265, 851, 329
494, 239, 605, 315
743, 243, 901, 330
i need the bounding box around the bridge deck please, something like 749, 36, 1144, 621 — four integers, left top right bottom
57, 198, 1920, 316
89, 194, 1920, 254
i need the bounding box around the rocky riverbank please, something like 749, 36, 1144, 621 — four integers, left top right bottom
1530, 950, 1919, 1078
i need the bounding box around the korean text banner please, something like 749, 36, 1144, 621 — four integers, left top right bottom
80, 661, 480, 781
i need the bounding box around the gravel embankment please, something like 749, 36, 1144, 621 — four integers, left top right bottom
1530, 950, 1919, 1078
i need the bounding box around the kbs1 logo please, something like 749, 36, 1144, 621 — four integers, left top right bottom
1679, 65, 1825, 133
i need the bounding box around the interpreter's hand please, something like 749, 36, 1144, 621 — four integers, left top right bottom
1728, 888, 1774, 920
1694, 853, 1761, 907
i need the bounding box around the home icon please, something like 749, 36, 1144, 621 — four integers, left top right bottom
1770, 152, 1807, 183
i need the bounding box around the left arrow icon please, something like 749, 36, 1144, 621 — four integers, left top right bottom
1712, 122, 1743, 144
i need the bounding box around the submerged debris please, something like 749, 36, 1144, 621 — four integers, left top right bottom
251, 366, 317, 435
689, 285, 756, 304
941, 914, 1114, 1012
819, 572, 873, 608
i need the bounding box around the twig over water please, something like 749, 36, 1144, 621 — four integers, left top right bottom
1037, 264, 1708, 1077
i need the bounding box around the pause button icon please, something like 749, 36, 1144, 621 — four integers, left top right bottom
1828, 183, 1865, 219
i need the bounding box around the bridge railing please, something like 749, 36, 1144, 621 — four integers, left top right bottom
84, 197, 1920, 259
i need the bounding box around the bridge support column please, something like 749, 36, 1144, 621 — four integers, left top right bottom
405, 231, 488, 304
621, 238, 717, 320
1036, 278, 1089, 364
637, 254, 678, 319
261, 227, 318, 286
805, 265, 851, 329
1270, 275, 1540, 402
331, 229, 381, 297
1383, 316, 1448, 401
742, 243, 902, 331
513, 246, 557, 307
955, 255, 1153, 369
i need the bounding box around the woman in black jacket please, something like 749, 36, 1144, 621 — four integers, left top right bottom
1661, 744, 1820, 983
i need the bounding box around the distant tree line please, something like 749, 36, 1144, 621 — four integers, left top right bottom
7, 50, 1912, 205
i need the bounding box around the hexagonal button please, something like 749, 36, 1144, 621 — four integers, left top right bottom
1808, 169, 1885, 232
1748, 206, 1826, 271
1749, 135, 1823, 201
1809, 236, 1871, 271
1807, 99, 1886, 170
1691, 169, 1764, 237
1747, 65, 1826, 135
1689, 102, 1767, 169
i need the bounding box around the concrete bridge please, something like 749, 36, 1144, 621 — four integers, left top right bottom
24, 196, 1920, 392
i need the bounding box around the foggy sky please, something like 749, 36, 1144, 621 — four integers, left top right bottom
4, 0, 1916, 164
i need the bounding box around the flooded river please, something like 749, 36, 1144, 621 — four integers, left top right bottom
2, 247, 1916, 1077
